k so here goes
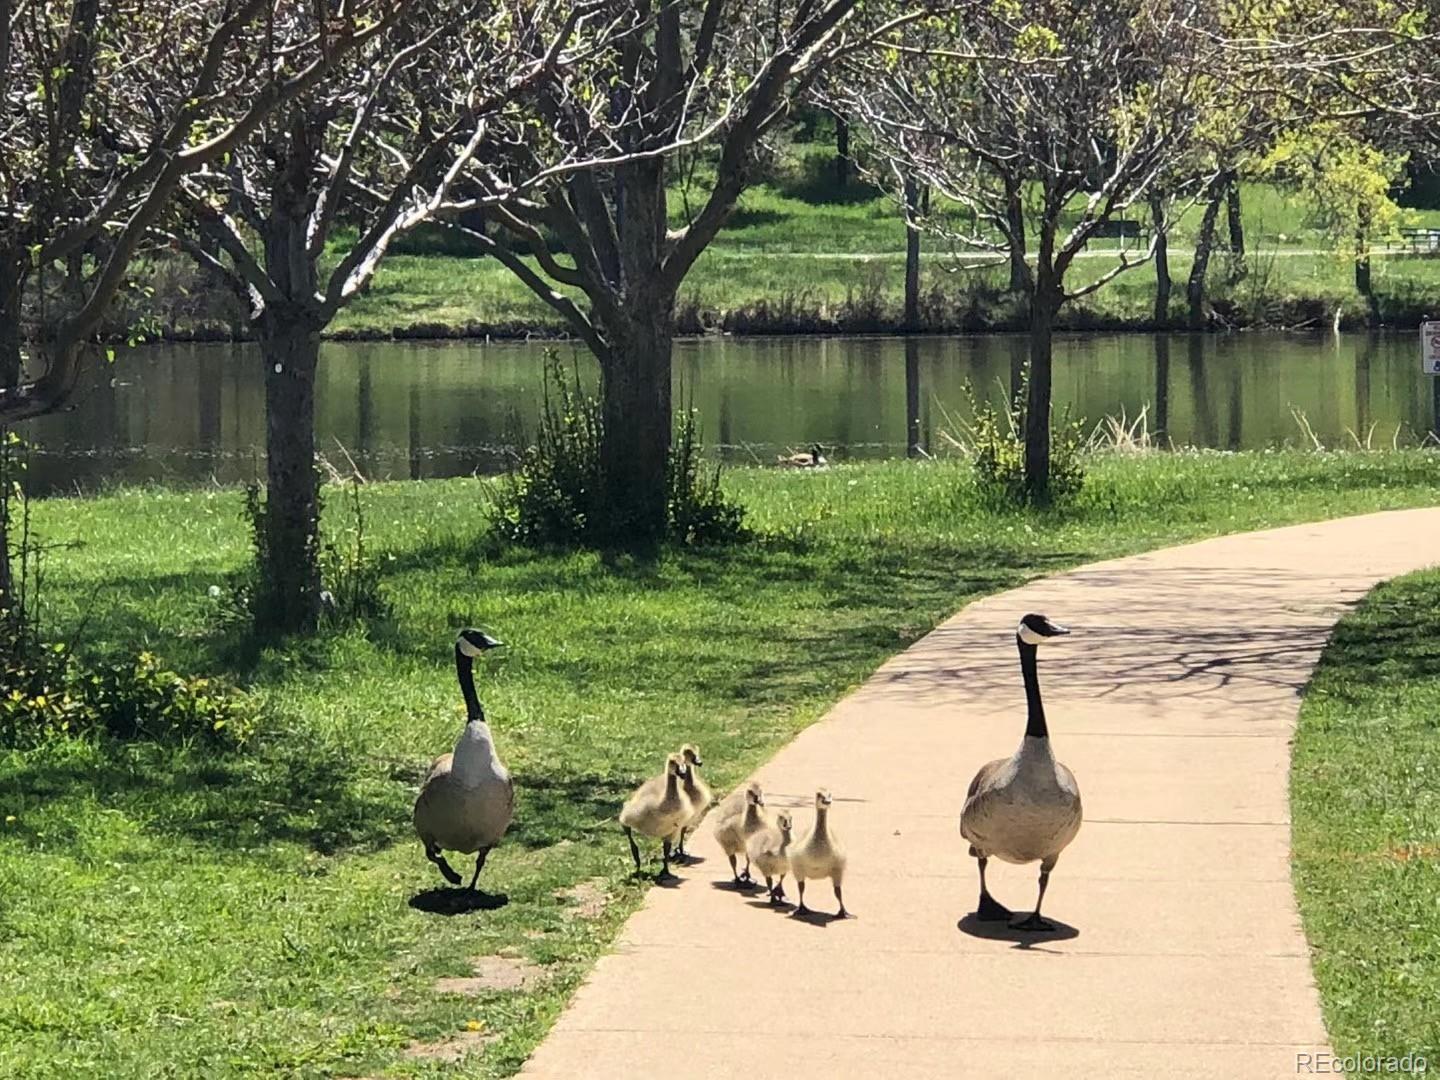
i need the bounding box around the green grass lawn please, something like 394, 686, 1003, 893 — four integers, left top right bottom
1293, 569, 1440, 1063
3, 451, 1440, 1077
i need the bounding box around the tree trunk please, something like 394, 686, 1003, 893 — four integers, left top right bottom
1023, 281, 1061, 502
257, 319, 322, 632
1225, 176, 1245, 259
1150, 195, 1170, 327
904, 175, 922, 331
600, 299, 674, 544
834, 112, 850, 191
1005, 178, 1029, 293
0, 264, 21, 617
1187, 182, 1224, 328
1354, 228, 1380, 325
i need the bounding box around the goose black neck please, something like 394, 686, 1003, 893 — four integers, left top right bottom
455, 644, 484, 722
1018, 638, 1047, 739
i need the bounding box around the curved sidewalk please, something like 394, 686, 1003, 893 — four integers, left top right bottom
523, 508, 1440, 1079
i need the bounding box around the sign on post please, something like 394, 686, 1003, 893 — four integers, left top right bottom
1425, 321, 1440, 375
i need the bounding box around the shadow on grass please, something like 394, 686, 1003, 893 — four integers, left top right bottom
509, 773, 636, 850
1, 738, 407, 855
1307, 573, 1440, 704
408, 887, 509, 916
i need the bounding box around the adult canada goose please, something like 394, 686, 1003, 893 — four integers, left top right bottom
675, 744, 713, 858
960, 612, 1082, 931
711, 782, 768, 885
413, 629, 514, 891
789, 789, 848, 918
747, 811, 794, 903
777, 443, 827, 469
619, 754, 691, 879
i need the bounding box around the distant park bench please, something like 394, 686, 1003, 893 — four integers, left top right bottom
1395, 227, 1440, 254
1087, 219, 1147, 250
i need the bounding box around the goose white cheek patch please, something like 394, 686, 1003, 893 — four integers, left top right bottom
457, 636, 485, 658
1018, 624, 1047, 646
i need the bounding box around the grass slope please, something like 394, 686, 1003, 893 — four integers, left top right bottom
329, 182, 1440, 337
2, 451, 1439, 1077
1293, 569, 1440, 1064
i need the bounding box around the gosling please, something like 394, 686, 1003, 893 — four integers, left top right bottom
675, 744, 713, 859
789, 788, 848, 918
619, 753, 691, 880
747, 811, 794, 903
711, 782, 768, 885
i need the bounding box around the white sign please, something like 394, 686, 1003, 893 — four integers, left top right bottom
1425, 321, 1440, 376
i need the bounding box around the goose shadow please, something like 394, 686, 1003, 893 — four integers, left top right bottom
630, 869, 685, 889
711, 878, 765, 894
789, 907, 851, 927
744, 896, 795, 913
957, 913, 1079, 947
409, 887, 510, 916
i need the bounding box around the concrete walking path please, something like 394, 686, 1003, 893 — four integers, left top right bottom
522, 508, 1440, 1079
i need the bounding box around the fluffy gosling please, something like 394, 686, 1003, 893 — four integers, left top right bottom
711, 781, 768, 885
675, 744, 713, 858
746, 811, 794, 903
789, 788, 848, 918
619, 754, 691, 880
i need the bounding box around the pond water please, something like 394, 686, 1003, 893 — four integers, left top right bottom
17, 332, 1439, 495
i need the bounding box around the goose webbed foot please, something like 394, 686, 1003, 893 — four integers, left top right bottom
1009, 912, 1055, 932
425, 845, 463, 887
976, 891, 1013, 922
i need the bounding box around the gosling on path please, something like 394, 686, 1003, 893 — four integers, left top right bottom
789, 788, 848, 918
960, 613, 1082, 932
619, 754, 691, 880
747, 811, 794, 903
710, 782, 768, 886
413, 629, 514, 891
675, 744, 713, 859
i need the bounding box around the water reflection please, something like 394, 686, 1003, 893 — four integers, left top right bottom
14, 332, 1438, 494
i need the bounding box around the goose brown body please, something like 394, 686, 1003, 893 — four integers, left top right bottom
960, 613, 1081, 930
414, 629, 511, 890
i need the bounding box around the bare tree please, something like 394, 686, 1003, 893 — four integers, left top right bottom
162, 1, 600, 631
0, 0, 411, 425
1, 0, 409, 619
841, 1, 1219, 499
447, 0, 928, 541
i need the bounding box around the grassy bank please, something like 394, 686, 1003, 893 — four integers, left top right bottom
134, 182, 1440, 342
3, 451, 1440, 1077
1293, 570, 1440, 1063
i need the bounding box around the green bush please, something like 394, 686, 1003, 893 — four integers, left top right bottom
959, 381, 1086, 507
490, 352, 746, 547
0, 634, 256, 749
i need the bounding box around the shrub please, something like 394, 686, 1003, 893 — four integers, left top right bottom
489, 352, 747, 547
948, 379, 1086, 507
1, 633, 257, 750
